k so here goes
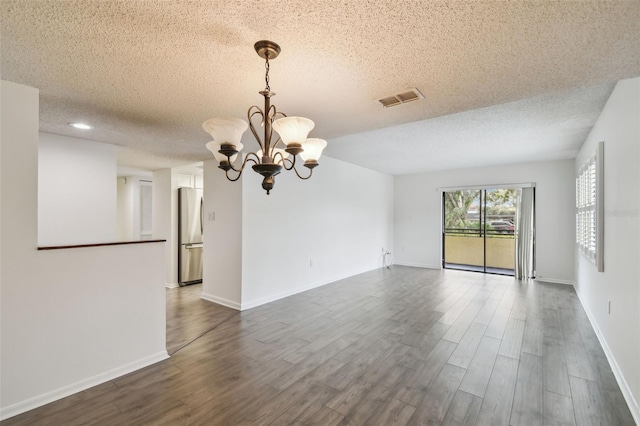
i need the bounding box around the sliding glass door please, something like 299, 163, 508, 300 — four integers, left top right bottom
442, 190, 485, 271
442, 188, 519, 275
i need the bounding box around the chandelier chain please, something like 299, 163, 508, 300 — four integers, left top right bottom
264, 56, 270, 92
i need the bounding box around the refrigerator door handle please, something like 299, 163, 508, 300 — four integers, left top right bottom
200, 197, 204, 236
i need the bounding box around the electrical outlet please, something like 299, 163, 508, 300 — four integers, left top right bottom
608, 300, 611, 314
309, 259, 313, 268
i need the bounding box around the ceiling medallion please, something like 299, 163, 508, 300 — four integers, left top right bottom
203, 40, 327, 195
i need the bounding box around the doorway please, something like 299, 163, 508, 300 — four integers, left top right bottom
442, 188, 521, 276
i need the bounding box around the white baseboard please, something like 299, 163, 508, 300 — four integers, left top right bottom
0, 350, 169, 421
200, 292, 241, 311
165, 282, 179, 289
393, 261, 442, 270
240, 265, 381, 310
200, 265, 385, 311
573, 289, 640, 424
533, 277, 575, 286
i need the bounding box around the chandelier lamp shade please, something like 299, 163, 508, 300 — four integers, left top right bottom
203, 40, 327, 194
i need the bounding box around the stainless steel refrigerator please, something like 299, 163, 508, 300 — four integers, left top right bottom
178, 187, 203, 286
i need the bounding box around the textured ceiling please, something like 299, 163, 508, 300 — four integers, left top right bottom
326, 83, 615, 175
1, 1, 639, 174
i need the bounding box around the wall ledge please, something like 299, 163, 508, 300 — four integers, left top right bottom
38, 239, 165, 250
0, 350, 169, 421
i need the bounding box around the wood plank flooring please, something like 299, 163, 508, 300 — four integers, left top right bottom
165, 283, 237, 355
2, 266, 635, 425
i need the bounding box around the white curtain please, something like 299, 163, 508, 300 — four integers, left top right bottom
515, 187, 535, 280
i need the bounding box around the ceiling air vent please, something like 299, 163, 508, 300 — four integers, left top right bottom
377, 88, 424, 108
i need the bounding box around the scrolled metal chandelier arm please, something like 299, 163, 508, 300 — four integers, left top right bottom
273, 110, 287, 121
218, 150, 260, 180
227, 151, 260, 174
224, 168, 243, 182
283, 157, 314, 180
273, 150, 291, 168
263, 102, 277, 155
248, 98, 288, 160
247, 106, 265, 149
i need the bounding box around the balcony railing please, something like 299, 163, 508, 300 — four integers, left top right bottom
444, 228, 515, 271
444, 227, 514, 237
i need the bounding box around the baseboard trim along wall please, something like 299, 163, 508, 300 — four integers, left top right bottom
200, 266, 386, 312
393, 261, 442, 270
200, 293, 241, 311
240, 265, 382, 311
0, 351, 169, 421
165, 282, 179, 289
574, 289, 640, 424
532, 277, 575, 286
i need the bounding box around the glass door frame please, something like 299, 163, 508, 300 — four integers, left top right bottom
441, 187, 529, 277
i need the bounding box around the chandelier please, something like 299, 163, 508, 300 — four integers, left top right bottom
203, 40, 327, 195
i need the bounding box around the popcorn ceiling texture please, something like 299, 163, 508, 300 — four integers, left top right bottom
327, 84, 615, 175
1, 1, 639, 173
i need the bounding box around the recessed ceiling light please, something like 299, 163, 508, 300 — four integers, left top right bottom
68, 122, 94, 130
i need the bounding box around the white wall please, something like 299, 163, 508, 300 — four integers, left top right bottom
201, 159, 243, 308
1, 80, 167, 420
394, 159, 575, 283
38, 132, 117, 246
153, 169, 176, 286
1, 244, 167, 420
201, 155, 394, 310
117, 177, 128, 239
241, 156, 394, 308
574, 77, 640, 420
117, 175, 153, 241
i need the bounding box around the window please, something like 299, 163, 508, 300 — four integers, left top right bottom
576, 142, 604, 271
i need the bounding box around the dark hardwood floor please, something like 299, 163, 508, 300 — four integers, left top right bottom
165, 283, 237, 355
3, 266, 635, 425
